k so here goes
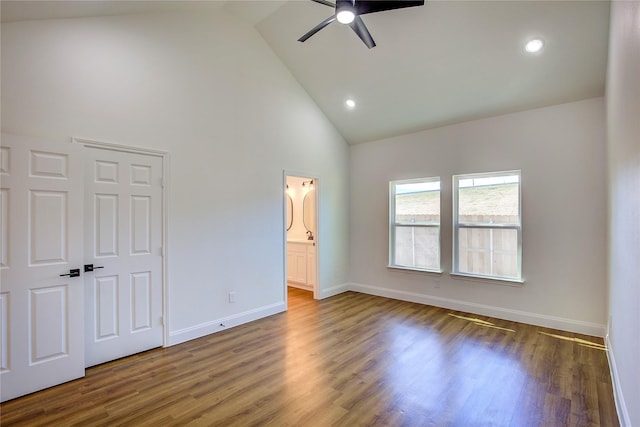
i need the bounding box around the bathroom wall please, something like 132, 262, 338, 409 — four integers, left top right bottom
286, 176, 315, 242
287, 176, 315, 241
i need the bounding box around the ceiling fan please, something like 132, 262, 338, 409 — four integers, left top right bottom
298, 0, 425, 49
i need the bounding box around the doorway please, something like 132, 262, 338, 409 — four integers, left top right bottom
284, 174, 318, 302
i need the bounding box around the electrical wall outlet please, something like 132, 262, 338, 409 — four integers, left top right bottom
228, 291, 236, 303
433, 279, 441, 289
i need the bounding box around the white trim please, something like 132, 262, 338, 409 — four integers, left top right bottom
161, 153, 171, 347
387, 265, 444, 275
288, 282, 313, 292
318, 282, 350, 299
310, 176, 319, 299
450, 272, 525, 286
606, 336, 632, 427
72, 137, 168, 156
347, 282, 605, 337
389, 176, 442, 272
282, 172, 289, 310
168, 302, 286, 346
452, 169, 522, 282
72, 136, 170, 347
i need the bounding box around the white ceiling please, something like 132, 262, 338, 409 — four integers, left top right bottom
1, 0, 610, 145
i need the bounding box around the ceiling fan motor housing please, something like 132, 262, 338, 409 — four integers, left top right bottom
298, 0, 425, 49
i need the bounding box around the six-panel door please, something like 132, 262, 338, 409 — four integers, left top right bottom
0, 134, 85, 402
83, 148, 163, 367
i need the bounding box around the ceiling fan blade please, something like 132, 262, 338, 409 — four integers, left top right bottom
310, 0, 336, 7
355, 0, 424, 15
298, 15, 337, 43
349, 16, 376, 49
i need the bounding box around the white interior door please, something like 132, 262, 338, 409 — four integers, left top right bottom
0, 133, 85, 402
83, 147, 163, 367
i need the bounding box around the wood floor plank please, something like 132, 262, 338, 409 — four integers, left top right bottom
0, 288, 619, 426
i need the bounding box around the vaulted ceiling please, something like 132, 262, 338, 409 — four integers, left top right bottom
1, 0, 611, 144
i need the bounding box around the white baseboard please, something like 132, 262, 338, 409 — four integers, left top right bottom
166, 281, 349, 346
319, 282, 350, 299
167, 301, 286, 346
288, 282, 313, 292
347, 282, 606, 337
606, 336, 631, 427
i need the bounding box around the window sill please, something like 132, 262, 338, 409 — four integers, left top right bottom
450, 272, 525, 287
387, 265, 443, 275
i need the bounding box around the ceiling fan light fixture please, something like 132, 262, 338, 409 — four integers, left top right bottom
298, 0, 424, 48
525, 38, 544, 53
336, 8, 355, 24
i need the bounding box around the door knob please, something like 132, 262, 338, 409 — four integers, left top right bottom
60, 268, 80, 278
84, 264, 104, 272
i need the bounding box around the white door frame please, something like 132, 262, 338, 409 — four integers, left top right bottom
283, 170, 319, 303
72, 138, 169, 346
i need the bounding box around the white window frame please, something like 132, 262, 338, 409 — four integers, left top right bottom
389, 177, 441, 273
452, 170, 522, 283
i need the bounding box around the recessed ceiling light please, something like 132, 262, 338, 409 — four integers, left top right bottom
345, 99, 356, 109
525, 38, 544, 53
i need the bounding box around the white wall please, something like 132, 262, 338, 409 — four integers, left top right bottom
1, 9, 350, 344
349, 97, 607, 336
286, 175, 314, 242
606, 1, 640, 425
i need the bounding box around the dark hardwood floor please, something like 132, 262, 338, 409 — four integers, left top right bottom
0, 288, 618, 426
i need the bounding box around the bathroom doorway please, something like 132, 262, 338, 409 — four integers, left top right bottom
284, 174, 318, 302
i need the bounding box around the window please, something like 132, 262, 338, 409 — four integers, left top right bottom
389, 177, 441, 272
453, 171, 522, 282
